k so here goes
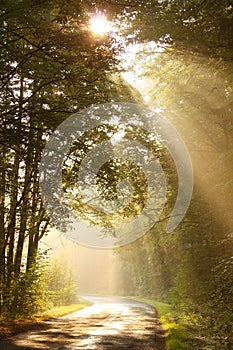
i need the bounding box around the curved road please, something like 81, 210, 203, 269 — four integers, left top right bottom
0, 297, 166, 349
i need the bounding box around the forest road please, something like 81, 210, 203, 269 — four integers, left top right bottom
0, 296, 166, 349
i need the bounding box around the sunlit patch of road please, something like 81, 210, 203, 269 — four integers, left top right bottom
0, 297, 166, 349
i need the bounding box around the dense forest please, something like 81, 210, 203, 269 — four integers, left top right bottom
0, 0, 232, 349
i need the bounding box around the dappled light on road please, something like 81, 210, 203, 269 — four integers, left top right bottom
0, 297, 165, 350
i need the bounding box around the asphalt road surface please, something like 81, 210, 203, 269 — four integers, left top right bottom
0, 297, 166, 349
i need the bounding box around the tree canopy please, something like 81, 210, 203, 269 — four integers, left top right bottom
0, 1, 232, 348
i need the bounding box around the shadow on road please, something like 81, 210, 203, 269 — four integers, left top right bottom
0, 331, 166, 350
0, 297, 168, 349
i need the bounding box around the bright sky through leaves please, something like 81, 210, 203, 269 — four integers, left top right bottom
90, 14, 112, 35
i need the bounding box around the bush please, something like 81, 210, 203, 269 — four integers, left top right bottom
8, 268, 48, 319
4, 256, 78, 319
44, 257, 78, 307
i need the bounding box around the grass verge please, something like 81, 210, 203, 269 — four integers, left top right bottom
0, 298, 92, 340
126, 296, 196, 350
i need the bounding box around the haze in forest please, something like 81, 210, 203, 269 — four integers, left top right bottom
43, 230, 123, 295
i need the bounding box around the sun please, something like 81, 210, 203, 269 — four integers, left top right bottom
90, 14, 112, 35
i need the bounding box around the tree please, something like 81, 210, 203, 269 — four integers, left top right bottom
106, 1, 233, 347
0, 0, 131, 316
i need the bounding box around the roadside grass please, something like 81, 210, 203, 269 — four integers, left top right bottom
0, 298, 92, 340
126, 296, 198, 350
40, 297, 92, 319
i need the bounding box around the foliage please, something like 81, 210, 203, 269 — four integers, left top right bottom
5, 260, 49, 319
0, 2, 232, 349
0, 0, 133, 318
114, 2, 233, 347
128, 296, 192, 350
2, 254, 80, 319
113, 0, 233, 58
44, 257, 78, 307
61, 120, 175, 240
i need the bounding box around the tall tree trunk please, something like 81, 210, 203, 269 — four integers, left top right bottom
14, 123, 34, 279
0, 145, 6, 314
26, 126, 48, 271
6, 149, 20, 292
26, 162, 40, 272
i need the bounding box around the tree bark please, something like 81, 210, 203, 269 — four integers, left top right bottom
0, 145, 6, 313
